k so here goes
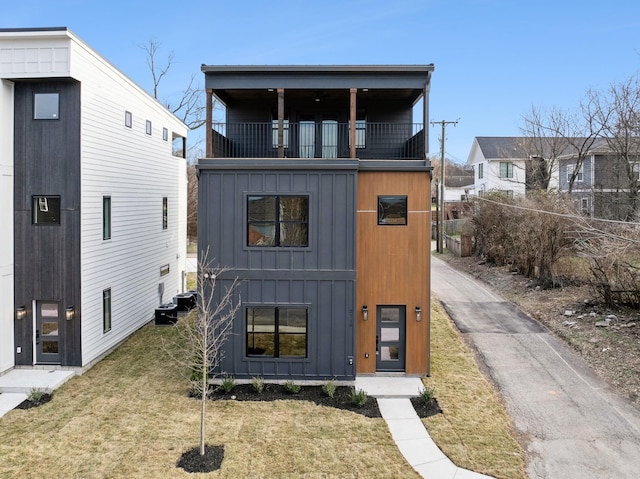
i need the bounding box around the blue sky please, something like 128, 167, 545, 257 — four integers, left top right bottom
3, 0, 640, 163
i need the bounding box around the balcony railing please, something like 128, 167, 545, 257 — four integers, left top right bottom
211, 122, 425, 160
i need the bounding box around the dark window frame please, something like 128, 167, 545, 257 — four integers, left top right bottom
33, 92, 60, 120
125, 110, 132, 128
162, 127, 168, 141
103, 196, 111, 240
246, 195, 309, 247
32, 195, 61, 225
378, 195, 408, 226
146, 120, 152, 136
103, 288, 112, 333
499, 162, 514, 179
162, 197, 168, 230
246, 306, 308, 358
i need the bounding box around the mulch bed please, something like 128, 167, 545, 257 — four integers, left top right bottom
199, 383, 442, 419
177, 445, 224, 474
16, 393, 53, 409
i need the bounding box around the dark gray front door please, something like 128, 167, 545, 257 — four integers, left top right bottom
36, 301, 61, 364
376, 305, 406, 372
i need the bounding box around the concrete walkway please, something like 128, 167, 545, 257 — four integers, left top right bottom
0, 369, 75, 418
355, 376, 494, 479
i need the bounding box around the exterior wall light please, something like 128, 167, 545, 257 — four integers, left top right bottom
415, 306, 422, 322
65, 306, 75, 321
362, 305, 368, 321
16, 306, 26, 320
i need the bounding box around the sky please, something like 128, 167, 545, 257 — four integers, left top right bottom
3, 0, 640, 163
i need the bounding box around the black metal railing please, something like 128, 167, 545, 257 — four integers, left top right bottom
211, 122, 425, 160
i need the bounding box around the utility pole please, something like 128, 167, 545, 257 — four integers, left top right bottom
430, 120, 458, 253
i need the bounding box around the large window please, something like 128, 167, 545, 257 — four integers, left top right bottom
32, 196, 61, 224
246, 307, 307, 358
103, 196, 111, 240
499, 162, 514, 178
103, 288, 112, 333
378, 195, 407, 225
247, 195, 308, 247
34, 93, 59, 120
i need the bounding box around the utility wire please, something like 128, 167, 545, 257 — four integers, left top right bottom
474, 195, 640, 227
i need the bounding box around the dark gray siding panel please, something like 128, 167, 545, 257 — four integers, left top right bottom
198, 166, 357, 379
13, 79, 82, 366
214, 278, 355, 380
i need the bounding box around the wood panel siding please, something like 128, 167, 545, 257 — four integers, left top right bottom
356, 171, 431, 374
13, 79, 82, 366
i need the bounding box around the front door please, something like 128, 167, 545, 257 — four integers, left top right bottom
36, 301, 61, 364
376, 305, 406, 372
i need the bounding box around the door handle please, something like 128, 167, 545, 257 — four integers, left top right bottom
376, 335, 379, 355
36, 329, 40, 344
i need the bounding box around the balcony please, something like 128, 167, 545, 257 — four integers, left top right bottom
210, 122, 425, 160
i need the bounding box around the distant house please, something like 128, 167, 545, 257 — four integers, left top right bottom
0, 28, 188, 375
444, 174, 474, 202
198, 65, 434, 380
555, 138, 640, 219
466, 137, 528, 197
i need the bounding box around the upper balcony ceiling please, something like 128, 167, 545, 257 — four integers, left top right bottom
202, 65, 434, 107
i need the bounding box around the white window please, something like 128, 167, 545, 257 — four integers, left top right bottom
567, 164, 584, 182
34, 93, 59, 120
499, 162, 513, 178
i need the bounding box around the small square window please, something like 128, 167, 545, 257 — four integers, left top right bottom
163, 127, 168, 141
146, 120, 152, 135
378, 196, 407, 225
33, 196, 61, 224
34, 93, 59, 120
125, 111, 132, 128
160, 264, 170, 276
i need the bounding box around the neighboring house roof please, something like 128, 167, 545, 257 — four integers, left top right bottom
474, 137, 529, 160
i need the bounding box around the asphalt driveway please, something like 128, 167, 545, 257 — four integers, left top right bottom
431, 254, 640, 479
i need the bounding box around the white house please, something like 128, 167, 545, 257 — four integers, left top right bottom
466, 137, 527, 197
0, 27, 188, 374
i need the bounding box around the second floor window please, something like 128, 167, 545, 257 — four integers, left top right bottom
247, 195, 309, 247
499, 162, 514, 178
478, 163, 484, 179
271, 119, 289, 148
567, 164, 584, 183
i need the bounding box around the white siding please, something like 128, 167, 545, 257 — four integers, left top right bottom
0, 35, 70, 77
0, 79, 15, 373
66, 36, 188, 366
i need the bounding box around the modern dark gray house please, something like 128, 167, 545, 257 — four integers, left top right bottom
198, 65, 434, 380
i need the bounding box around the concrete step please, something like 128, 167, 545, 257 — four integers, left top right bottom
0, 393, 28, 418
0, 369, 75, 394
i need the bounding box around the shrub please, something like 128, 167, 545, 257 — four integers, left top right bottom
284, 380, 301, 394
251, 376, 265, 394
350, 388, 368, 407
219, 375, 236, 393
322, 379, 337, 399
28, 388, 45, 402
419, 386, 436, 406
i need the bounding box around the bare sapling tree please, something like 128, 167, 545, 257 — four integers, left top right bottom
163, 252, 240, 456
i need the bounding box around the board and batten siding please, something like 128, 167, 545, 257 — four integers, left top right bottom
0, 79, 14, 373
198, 163, 357, 379
68, 37, 188, 366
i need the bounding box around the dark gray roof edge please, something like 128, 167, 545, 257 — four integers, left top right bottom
358, 160, 432, 172
0, 27, 69, 33
197, 159, 360, 171
201, 64, 434, 73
